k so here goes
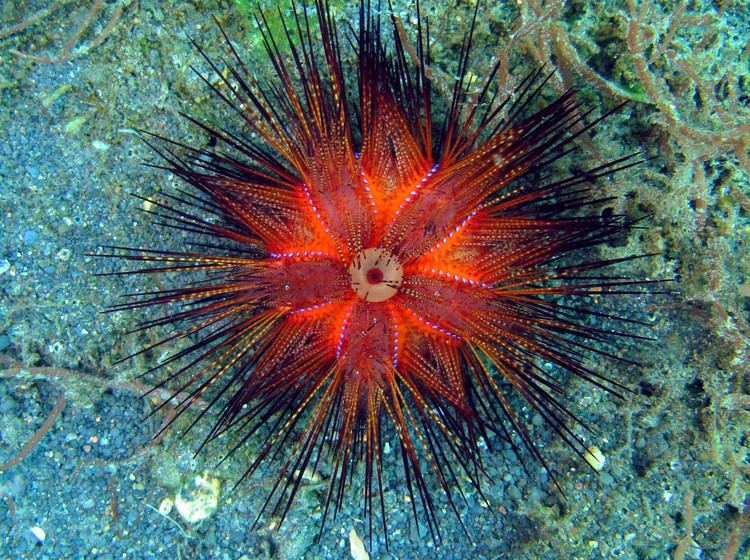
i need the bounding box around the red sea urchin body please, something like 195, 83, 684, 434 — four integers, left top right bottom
103, 0, 652, 545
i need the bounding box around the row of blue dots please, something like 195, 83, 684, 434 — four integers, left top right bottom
290, 299, 334, 315
393, 164, 440, 217
390, 310, 400, 368
302, 182, 331, 234
421, 266, 490, 288
429, 210, 477, 252
360, 169, 378, 214
409, 309, 460, 339
335, 309, 353, 359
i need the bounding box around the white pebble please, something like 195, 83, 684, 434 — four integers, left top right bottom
583, 445, 606, 471
158, 497, 174, 516
30, 526, 46, 543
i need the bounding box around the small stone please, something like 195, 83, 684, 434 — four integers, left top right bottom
583, 445, 606, 471
349, 528, 369, 560
23, 230, 39, 245
64, 115, 87, 134
158, 496, 174, 516
30, 526, 46, 543
299, 467, 321, 484
507, 485, 522, 501
174, 471, 221, 524
81, 498, 96, 510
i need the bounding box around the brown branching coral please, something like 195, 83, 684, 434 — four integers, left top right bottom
474, 1, 749, 551
722, 495, 750, 560
0, 0, 126, 64
487, 0, 749, 173
624, 0, 750, 173
0, 393, 66, 473
0, 355, 208, 412
487, 0, 748, 314
0, 354, 205, 485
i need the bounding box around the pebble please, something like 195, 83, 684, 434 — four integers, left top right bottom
23, 230, 39, 245
174, 471, 221, 524
81, 498, 96, 510
30, 526, 46, 543
158, 497, 174, 515
507, 485, 522, 501
56, 248, 72, 261
349, 529, 369, 560
583, 445, 607, 471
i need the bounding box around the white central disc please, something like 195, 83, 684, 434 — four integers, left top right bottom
348, 248, 403, 302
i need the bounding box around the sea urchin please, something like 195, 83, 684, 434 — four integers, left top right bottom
102, 0, 652, 546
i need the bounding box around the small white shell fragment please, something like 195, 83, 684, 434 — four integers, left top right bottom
91, 140, 110, 151
349, 528, 369, 560
174, 471, 221, 524
583, 445, 606, 471
30, 526, 46, 542
158, 496, 174, 516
